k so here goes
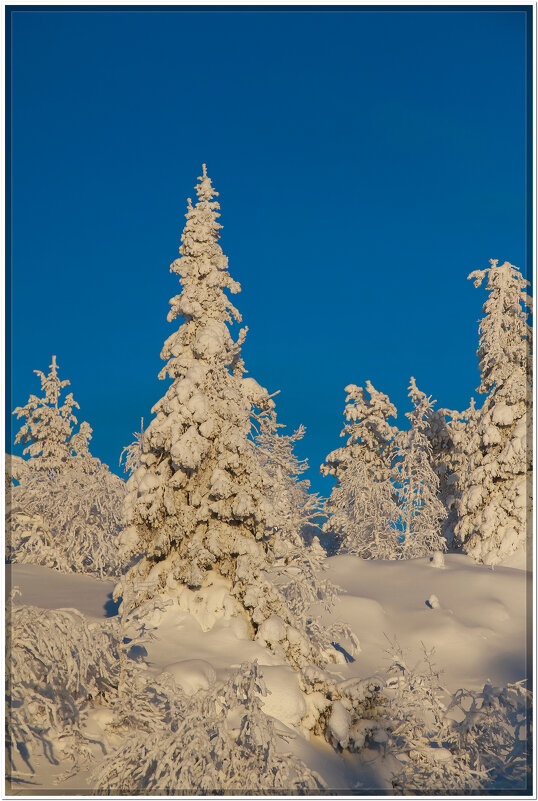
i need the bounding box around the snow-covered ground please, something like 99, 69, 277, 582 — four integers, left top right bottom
7, 552, 530, 794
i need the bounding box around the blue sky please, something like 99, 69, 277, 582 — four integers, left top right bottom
7, 7, 531, 495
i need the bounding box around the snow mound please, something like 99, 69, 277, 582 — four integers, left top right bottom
162, 659, 217, 696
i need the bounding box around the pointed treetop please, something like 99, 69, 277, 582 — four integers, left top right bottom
196, 163, 218, 202
50, 355, 58, 375
489, 258, 499, 267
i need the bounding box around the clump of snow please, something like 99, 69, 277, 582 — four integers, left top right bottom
257, 614, 287, 646
327, 700, 352, 749
430, 550, 445, 568
173, 572, 249, 632
258, 665, 307, 729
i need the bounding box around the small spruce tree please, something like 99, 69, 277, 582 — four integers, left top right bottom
321, 381, 401, 558
13, 356, 91, 471
394, 378, 447, 557
10, 358, 124, 576
427, 398, 480, 548
254, 419, 324, 556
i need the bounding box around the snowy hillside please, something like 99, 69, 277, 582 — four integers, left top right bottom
7, 554, 530, 795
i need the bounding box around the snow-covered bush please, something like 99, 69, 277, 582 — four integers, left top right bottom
450, 680, 532, 793
393, 379, 448, 557
8, 460, 125, 578
383, 641, 487, 794
381, 639, 531, 795
321, 381, 401, 558
455, 260, 532, 565
94, 661, 325, 794
7, 594, 120, 782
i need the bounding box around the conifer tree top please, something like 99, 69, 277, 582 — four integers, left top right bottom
467, 259, 532, 396
195, 163, 218, 202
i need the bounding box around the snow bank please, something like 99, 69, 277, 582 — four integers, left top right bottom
7, 563, 116, 619
323, 553, 529, 691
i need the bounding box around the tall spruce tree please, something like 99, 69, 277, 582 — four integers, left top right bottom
119, 167, 336, 669
121, 166, 275, 589
455, 260, 532, 564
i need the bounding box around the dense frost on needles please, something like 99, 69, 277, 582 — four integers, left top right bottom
118, 165, 355, 671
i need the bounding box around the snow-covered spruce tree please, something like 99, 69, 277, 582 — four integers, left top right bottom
403, 389, 479, 550
119, 166, 343, 670
394, 378, 447, 558
9, 358, 125, 577
321, 381, 401, 558
455, 260, 532, 565
425, 398, 481, 549
12, 356, 91, 472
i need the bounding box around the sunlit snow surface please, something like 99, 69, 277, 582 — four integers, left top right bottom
7, 552, 530, 794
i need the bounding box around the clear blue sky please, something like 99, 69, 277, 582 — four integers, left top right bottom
7, 7, 531, 496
